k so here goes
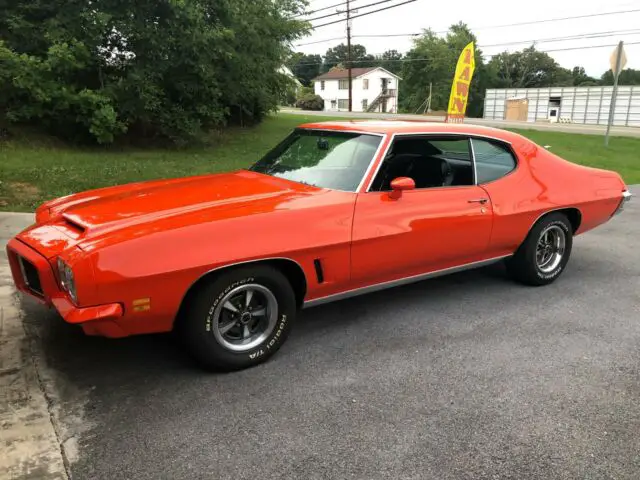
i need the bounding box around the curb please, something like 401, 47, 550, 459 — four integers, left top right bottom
1, 216, 67, 480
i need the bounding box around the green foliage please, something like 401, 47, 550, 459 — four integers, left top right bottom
296, 94, 324, 110
571, 66, 598, 86
0, 0, 308, 144
377, 50, 403, 75
297, 86, 314, 98
286, 53, 323, 86
601, 68, 640, 85
323, 44, 377, 72
400, 23, 487, 117
487, 46, 574, 88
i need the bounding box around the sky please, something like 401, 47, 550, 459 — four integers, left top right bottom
294, 0, 640, 77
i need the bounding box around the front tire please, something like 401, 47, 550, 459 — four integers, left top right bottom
181, 266, 296, 371
506, 212, 573, 286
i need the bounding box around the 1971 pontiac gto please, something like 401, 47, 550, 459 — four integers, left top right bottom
7, 121, 632, 370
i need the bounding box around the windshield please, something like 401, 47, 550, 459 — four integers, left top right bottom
250, 129, 382, 192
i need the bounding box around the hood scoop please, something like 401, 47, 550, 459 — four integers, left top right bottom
62, 213, 88, 233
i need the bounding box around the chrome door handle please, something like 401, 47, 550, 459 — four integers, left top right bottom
468, 198, 488, 204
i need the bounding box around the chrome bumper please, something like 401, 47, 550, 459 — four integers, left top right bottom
613, 190, 632, 216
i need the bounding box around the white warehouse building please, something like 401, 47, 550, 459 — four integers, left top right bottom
483, 86, 640, 127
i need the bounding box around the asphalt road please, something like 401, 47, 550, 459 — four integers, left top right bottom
280, 108, 640, 138
8, 185, 640, 479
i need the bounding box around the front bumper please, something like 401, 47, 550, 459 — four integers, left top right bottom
6, 238, 127, 337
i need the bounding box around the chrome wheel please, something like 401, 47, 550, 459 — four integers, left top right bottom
536, 225, 566, 273
212, 284, 278, 352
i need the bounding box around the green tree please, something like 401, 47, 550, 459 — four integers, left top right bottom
571, 66, 597, 86
378, 49, 403, 75
0, 0, 308, 144
400, 23, 489, 117
487, 46, 573, 88
323, 43, 376, 72
601, 68, 640, 85
286, 53, 322, 86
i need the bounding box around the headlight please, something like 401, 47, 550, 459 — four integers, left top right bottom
57, 258, 78, 303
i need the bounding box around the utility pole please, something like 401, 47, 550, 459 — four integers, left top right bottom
605, 41, 626, 146
346, 0, 353, 112
338, 1, 357, 111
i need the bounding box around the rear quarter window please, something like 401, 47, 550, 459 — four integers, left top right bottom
472, 139, 517, 184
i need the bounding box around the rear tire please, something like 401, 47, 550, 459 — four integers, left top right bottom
181, 266, 296, 371
506, 212, 573, 286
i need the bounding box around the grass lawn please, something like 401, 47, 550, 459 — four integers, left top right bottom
1, 113, 638, 212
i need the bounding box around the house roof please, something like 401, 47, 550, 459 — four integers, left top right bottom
278, 65, 303, 87
313, 67, 400, 81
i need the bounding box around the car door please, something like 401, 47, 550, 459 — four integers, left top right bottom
350, 135, 494, 286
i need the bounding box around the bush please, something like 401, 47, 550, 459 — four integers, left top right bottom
296, 94, 324, 111
297, 86, 314, 98
0, 1, 308, 144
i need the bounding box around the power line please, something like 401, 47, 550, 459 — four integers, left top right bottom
306, 0, 401, 23
295, 28, 640, 47
290, 31, 640, 61
468, 8, 640, 32
312, 0, 418, 29
482, 29, 640, 49
297, 7, 640, 40
537, 41, 640, 54
292, 0, 352, 19
296, 36, 346, 46
290, 41, 640, 67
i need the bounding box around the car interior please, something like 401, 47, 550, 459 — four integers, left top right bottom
369, 137, 474, 191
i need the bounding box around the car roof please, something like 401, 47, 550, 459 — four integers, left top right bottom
297, 120, 524, 144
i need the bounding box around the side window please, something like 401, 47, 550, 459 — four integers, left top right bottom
370, 136, 474, 191
472, 139, 517, 184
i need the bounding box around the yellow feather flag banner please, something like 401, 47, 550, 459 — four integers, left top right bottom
445, 42, 476, 123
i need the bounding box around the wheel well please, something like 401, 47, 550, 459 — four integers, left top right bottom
176, 259, 308, 327
267, 259, 308, 308
556, 208, 582, 233
531, 207, 581, 234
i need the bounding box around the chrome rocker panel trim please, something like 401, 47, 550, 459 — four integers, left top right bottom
303, 254, 511, 308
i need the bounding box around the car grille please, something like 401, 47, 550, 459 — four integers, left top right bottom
19, 256, 43, 295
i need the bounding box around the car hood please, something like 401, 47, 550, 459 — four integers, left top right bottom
24, 171, 324, 255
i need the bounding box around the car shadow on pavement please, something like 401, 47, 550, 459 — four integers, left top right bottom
20, 262, 512, 386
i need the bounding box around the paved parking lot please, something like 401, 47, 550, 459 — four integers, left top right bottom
2, 186, 639, 479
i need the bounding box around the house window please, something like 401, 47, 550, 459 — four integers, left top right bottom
338, 99, 349, 109
363, 79, 369, 90
338, 79, 349, 90
362, 99, 368, 110
321, 80, 325, 91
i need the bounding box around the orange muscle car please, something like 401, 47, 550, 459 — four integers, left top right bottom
7, 121, 632, 370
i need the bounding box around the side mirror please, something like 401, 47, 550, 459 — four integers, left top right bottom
389, 177, 415, 199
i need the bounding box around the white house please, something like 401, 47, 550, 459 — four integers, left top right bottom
313, 67, 401, 113
279, 65, 303, 92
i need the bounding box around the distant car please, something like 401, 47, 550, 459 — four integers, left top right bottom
7, 121, 632, 370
